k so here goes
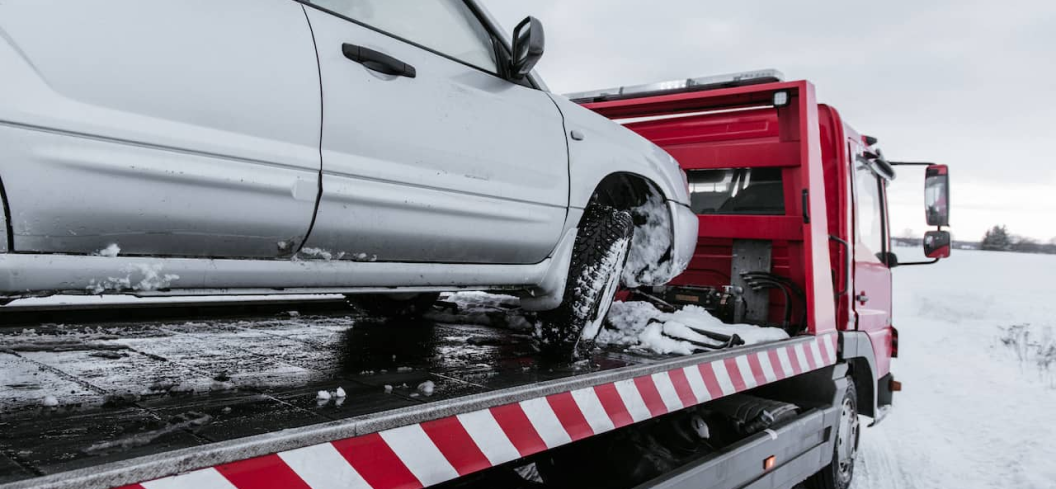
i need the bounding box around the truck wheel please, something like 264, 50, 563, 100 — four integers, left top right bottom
347, 293, 440, 320
536, 204, 633, 359
807, 378, 859, 489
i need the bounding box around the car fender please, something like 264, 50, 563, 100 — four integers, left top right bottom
547, 94, 690, 210
520, 217, 580, 311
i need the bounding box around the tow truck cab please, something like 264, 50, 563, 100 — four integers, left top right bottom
572, 70, 951, 419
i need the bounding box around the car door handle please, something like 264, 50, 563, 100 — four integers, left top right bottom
342, 43, 416, 78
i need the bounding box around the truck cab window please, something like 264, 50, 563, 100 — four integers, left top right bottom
687, 168, 785, 215
854, 162, 885, 260
312, 0, 499, 74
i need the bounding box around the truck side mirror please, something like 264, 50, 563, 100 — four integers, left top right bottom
510, 17, 545, 79
923, 230, 951, 259
924, 165, 949, 227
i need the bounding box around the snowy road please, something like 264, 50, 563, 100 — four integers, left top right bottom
855, 250, 1056, 489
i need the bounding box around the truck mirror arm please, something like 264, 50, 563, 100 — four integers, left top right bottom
892, 258, 940, 267
887, 161, 937, 167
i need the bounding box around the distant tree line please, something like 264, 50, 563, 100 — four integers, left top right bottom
981, 225, 1056, 254
891, 226, 1056, 255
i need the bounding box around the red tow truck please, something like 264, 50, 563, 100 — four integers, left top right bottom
0, 72, 950, 489
573, 69, 952, 486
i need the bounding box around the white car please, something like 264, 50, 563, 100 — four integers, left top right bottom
0, 0, 696, 355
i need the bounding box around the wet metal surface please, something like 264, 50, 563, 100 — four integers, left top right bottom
0, 299, 658, 484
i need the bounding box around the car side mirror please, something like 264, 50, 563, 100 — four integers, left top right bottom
510, 17, 545, 79
923, 230, 951, 259
924, 164, 949, 227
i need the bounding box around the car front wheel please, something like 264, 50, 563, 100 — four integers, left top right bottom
536, 204, 634, 359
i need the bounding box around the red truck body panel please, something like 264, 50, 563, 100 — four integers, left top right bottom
819, 105, 894, 377
584, 79, 895, 379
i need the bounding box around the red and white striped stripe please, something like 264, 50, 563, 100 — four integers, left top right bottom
121, 333, 839, 489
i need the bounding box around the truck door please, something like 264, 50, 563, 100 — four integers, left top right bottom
299, 1, 569, 264
0, 0, 322, 258
851, 148, 894, 377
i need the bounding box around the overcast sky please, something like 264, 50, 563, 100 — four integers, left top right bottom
485, 0, 1056, 243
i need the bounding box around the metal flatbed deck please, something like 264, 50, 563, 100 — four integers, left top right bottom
0, 298, 837, 489
0, 300, 647, 486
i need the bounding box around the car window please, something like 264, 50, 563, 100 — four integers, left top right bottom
312, 0, 499, 73
687, 167, 785, 215
854, 161, 885, 258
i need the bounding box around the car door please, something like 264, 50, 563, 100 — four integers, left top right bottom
300, 0, 569, 264
0, 0, 321, 258
852, 151, 894, 377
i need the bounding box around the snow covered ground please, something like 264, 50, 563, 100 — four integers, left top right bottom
855, 250, 1056, 489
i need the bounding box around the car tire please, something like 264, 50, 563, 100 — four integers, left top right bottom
806, 378, 859, 489
536, 204, 634, 359
347, 293, 440, 320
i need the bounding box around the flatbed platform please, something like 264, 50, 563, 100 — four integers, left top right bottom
1, 296, 837, 489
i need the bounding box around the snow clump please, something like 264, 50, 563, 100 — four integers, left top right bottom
95, 244, 121, 257
598, 301, 788, 355
298, 247, 340, 261
85, 263, 179, 294
621, 195, 688, 288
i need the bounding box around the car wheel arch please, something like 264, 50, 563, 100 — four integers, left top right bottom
588, 172, 666, 212
520, 173, 670, 312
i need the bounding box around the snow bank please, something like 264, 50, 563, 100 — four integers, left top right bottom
598, 301, 788, 355
855, 250, 1056, 489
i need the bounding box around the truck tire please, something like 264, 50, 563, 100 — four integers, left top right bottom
347, 293, 440, 320
536, 204, 633, 359
807, 378, 859, 489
